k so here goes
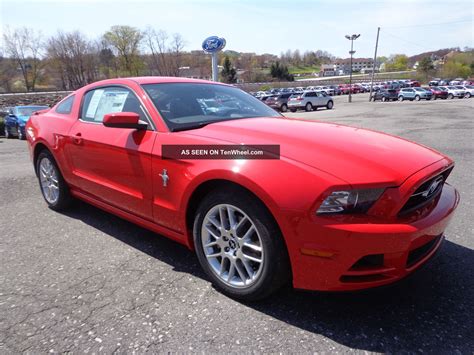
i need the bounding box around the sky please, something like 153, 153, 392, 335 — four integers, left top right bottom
0, 0, 473, 58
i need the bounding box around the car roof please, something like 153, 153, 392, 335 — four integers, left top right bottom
80, 76, 229, 91
15, 105, 49, 108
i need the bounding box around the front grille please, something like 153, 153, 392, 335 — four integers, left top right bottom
406, 236, 441, 268
398, 167, 453, 216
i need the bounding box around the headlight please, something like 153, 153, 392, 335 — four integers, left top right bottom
317, 188, 385, 215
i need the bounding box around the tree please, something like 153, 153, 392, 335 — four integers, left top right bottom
3, 27, 43, 91
221, 56, 237, 83
46, 31, 99, 90
441, 51, 473, 78
385, 54, 409, 72
270, 61, 294, 81
417, 56, 435, 79
103, 25, 143, 75
143, 27, 186, 76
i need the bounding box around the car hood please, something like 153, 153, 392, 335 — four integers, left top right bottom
184, 117, 447, 186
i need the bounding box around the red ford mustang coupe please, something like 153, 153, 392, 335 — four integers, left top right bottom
26, 77, 459, 300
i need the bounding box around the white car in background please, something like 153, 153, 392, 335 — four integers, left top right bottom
319, 86, 335, 96
439, 86, 466, 99
462, 85, 474, 98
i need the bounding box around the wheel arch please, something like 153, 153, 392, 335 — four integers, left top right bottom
184, 178, 288, 253
33, 142, 51, 175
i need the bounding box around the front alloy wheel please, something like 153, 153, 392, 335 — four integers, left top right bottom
194, 188, 290, 300
201, 204, 264, 288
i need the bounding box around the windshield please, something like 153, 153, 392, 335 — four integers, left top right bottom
142, 83, 281, 132
16, 106, 48, 116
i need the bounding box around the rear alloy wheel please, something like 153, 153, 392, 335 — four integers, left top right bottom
382, 96, 387, 102
466, 92, 471, 98
280, 104, 288, 112
4, 127, 10, 139
36, 150, 73, 211
326, 100, 334, 109
17, 126, 24, 140
448, 93, 454, 99
305, 102, 313, 112
414, 95, 421, 101
398, 96, 404, 101
193, 189, 290, 301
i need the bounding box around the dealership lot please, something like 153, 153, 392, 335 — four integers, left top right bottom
0, 96, 473, 352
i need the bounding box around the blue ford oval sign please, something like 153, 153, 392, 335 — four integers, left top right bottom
202, 36, 226, 53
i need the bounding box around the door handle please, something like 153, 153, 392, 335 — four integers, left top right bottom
73, 133, 83, 145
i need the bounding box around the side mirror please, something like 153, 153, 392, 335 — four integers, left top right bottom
103, 112, 148, 130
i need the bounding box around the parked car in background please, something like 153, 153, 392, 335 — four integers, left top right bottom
329, 85, 342, 95
398, 88, 432, 101
462, 85, 474, 98
425, 86, 448, 100
4, 105, 49, 139
408, 80, 421, 87
371, 89, 399, 102
441, 86, 466, 99
265, 92, 295, 112
287, 91, 334, 112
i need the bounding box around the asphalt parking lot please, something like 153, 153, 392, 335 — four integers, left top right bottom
0, 95, 473, 353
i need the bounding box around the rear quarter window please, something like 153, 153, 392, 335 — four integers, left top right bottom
55, 95, 75, 114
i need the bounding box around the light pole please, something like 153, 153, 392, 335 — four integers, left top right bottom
345, 34, 360, 103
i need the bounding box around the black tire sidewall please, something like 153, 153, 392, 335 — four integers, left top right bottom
193, 188, 290, 301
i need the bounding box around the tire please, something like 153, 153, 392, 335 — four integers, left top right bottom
305, 102, 313, 112
466, 92, 471, 98
36, 150, 73, 211
280, 104, 288, 112
193, 187, 291, 301
414, 95, 421, 101
398, 96, 404, 101
432, 96, 437, 100
4, 127, 10, 139
326, 100, 334, 109
289, 108, 296, 113
17, 126, 24, 140
448, 93, 454, 99
382, 96, 387, 102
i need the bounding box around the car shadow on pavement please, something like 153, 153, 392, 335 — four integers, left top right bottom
63, 201, 473, 353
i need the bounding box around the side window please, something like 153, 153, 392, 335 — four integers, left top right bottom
55, 95, 75, 114
81, 87, 147, 123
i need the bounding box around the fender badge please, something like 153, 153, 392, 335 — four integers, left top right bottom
159, 169, 169, 187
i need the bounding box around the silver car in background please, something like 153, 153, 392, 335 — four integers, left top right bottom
441, 86, 466, 99
287, 91, 334, 112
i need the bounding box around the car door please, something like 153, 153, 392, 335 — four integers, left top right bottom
65, 85, 156, 220
4, 108, 17, 133
316, 92, 327, 106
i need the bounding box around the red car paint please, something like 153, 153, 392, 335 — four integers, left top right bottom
26, 77, 459, 291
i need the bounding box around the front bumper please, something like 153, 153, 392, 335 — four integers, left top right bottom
286, 182, 459, 291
